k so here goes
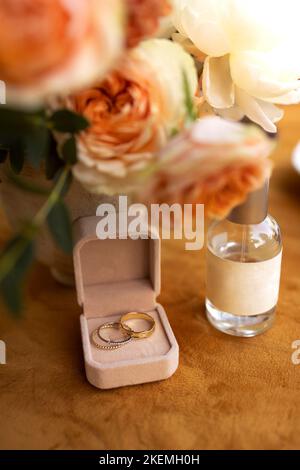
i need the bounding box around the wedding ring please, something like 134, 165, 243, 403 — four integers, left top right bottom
91, 328, 123, 350
97, 322, 133, 345
91, 323, 132, 350
120, 312, 155, 339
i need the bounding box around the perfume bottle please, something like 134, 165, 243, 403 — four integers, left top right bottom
205, 182, 282, 337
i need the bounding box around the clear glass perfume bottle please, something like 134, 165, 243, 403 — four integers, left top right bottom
205, 182, 282, 337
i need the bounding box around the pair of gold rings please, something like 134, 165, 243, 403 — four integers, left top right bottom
91, 312, 156, 351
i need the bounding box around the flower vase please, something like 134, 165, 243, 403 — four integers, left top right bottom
0, 163, 119, 286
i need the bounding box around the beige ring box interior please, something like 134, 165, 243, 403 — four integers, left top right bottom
73, 216, 179, 389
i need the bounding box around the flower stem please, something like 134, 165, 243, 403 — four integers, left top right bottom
0, 165, 72, 284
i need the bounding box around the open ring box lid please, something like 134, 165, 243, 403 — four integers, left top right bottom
73, 216, 179, 389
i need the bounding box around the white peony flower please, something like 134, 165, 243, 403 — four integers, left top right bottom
172, 0, 300, 133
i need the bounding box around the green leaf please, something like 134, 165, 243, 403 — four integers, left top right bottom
0, 107, 46, 137
50, 110, 89, 133
1, 235, 35, 279
45, 136, 64, 180
182, 70, 197, 123
54, 168, 73, 198
0, 237, 35, 315
0, 107, 48, 172
61, 136, 77, 165
47, 201, 73, 253
23, 126, 50, 169
9, 140, 25, 174
1, 278, 22, 315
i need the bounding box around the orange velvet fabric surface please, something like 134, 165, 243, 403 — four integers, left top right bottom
0, 107, 300, 450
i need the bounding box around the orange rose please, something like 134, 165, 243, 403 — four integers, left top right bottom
0, 0, 124, 105
58, 39, 198, 194
138, 117, 274, 219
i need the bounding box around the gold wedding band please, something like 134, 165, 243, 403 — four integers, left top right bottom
120, 312, 155, 339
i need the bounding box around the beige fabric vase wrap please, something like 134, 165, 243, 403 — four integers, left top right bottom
0, 163, 118, 286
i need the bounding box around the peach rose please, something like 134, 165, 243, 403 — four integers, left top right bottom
126, 0, 171, 48
61, 39, 198, 194
138, 117, 274, 219
0, 0, 124, 106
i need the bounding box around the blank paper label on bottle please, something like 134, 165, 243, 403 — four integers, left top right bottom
206, 250, 282, 316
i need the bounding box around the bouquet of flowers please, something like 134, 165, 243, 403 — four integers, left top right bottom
0, 0, 299, 313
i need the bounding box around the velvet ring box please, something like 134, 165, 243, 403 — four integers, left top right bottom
73, 216, 179, 389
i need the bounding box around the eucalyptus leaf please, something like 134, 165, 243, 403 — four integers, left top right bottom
50, 110, 89, 133
47, 201, 73, 253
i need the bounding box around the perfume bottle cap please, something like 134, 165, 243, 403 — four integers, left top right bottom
227, 180, 269, 225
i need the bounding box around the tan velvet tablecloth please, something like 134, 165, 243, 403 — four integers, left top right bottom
0, 107, 300, 450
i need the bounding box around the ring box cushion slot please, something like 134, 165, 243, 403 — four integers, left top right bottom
73, 216, 179, 389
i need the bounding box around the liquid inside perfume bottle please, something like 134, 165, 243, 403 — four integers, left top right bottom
205, 184, 282, 337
